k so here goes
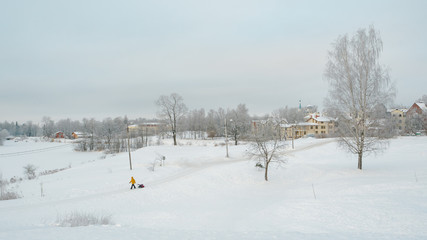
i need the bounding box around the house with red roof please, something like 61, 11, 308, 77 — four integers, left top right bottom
407, 102, 427, 116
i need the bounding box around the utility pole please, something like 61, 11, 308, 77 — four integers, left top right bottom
145, 127, 148, 147
292, 124, 295, 149
225, 118, 229, 158
127, 123, 133, 170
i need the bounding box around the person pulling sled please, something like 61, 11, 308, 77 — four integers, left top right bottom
129, 176, 136, 189
129, 176, 145, 189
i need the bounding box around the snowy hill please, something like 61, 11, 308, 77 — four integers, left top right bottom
0, 137, 426, 240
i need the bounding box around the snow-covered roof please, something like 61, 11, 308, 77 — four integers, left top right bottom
140, 122, 163, 126
281, 122, 318, 128
72, 132, 89, 136
415, 102, 427, 111
305, 113, 335, 122
387, 108, 408, 113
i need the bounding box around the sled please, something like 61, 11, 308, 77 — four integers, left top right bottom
138, 184, 145, 188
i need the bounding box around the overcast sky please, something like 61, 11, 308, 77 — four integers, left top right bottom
1, 0, 426, 123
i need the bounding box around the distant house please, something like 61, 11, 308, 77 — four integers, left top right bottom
305, 113, 336, 135
284, 113, 336, 139
128, 123, 164, 136
406, 102, 427, 134
283, 122, 317, 139
387, 108, 408, 132
71, 132, 88, 139
55, 131, 64, 138
407, 102, 427, 116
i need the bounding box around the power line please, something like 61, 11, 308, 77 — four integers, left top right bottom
0, 144, 73, 158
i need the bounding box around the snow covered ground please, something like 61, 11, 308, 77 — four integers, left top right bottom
0, 136, 426, 239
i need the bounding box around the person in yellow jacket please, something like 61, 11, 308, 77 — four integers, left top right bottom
129, 176, 136, 189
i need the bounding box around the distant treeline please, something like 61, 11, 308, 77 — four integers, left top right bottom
0, 104, 315, 151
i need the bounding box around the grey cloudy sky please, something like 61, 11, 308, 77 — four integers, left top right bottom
1, 0, 426, 123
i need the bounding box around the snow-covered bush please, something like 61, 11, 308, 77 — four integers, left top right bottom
56, 212, 113, 227
23, 164, 37, 180
0, 173, 21, 201
0, 190, 21, 201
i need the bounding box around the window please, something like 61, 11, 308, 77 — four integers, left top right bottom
315, 126, 318, 129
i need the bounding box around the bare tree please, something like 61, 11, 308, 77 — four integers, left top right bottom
82, 118, 98, 151
247, 119, 286, 181
273, 105, 316, 124
206, 109, 218, 139
324, 25, 395, 170
184, 108, 206, 139
417, 94, 427, 103
56, 119, 73, 138
406, 113, 426, 135
227, 104, 251, 145
21, 121, 39, 137
156, 93, 187, 146
42, 116, 55, 138
0, 129, 9, 146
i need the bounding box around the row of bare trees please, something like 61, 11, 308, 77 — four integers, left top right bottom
156, 93, 254, 145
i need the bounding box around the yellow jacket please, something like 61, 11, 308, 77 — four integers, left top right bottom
130, 177, 136, 184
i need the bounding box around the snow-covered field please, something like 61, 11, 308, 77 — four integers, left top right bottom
0, 136, 426, 240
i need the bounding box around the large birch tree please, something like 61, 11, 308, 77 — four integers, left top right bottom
324, 26, 395, 170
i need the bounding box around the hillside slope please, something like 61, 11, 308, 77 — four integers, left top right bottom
0, 137, 426, 240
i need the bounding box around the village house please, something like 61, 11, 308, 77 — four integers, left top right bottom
128, 122, 164, 136
407, 102, 427, 116
387, 108, 408, 132
71, 132, 89, 139
405, 102, 427, 134
55, 131, 64, 138
283, 113, 336, 139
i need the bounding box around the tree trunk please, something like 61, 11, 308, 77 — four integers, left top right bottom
173, 131, 177, 146
264, 162, 269, 181
358, 131, 364, 170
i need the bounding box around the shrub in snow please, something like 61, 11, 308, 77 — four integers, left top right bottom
23, 164, 37, 180
0, 190, 21, 201
56, 212, 113, 227
10, 176, 23, 183
0, 174, 21, 201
